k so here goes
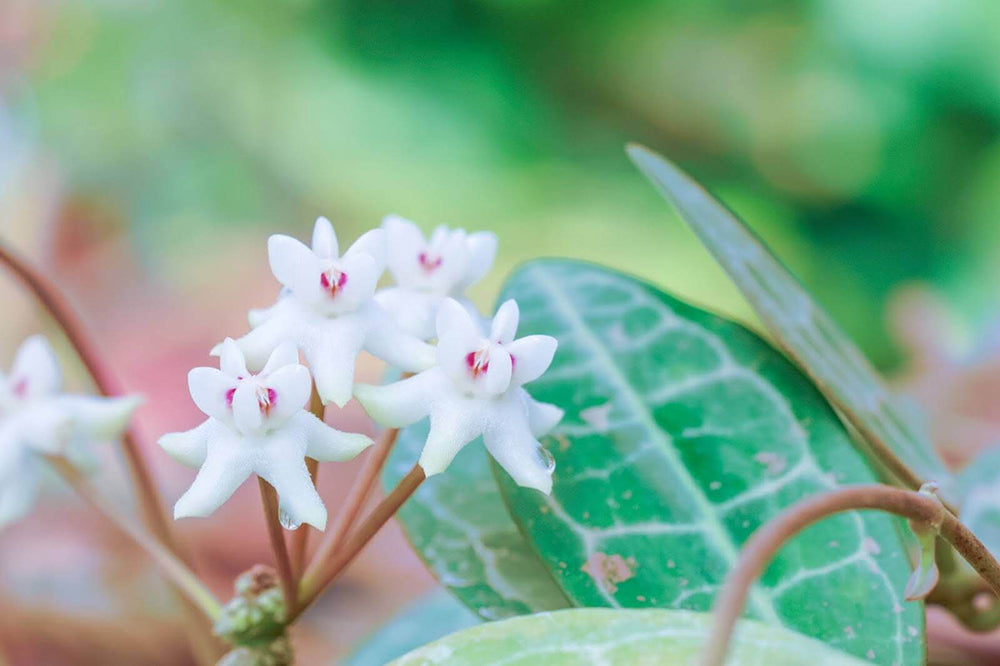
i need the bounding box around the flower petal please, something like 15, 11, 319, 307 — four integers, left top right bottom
507, 335, 558, 386
457, 231, 498, 290
436, 297, 483, 343
258, 448, 327, 530
231, 300, 303, 371
219, 338, 249, 378
383, 214, 426, 287
158, 419, 214, 468
268, 234, 322, 300
419, 398, 486, 476
11, 335, 62, 399
354, 370, 443, 428
345, 228, 387, 274
311, 216, 339, 259
374, 287, 441, 341
260, 341, 300, 377
287, 411, 373, 462
523, 391, 564, 437
364, 303, 437, 372
484, 400, 553, 494
490, 300, 520, 344
332, 251, 381, 314
0, 453, 41, 529
188, 367, 235, 422
482, 344, 513, 396
231, 382, 263, 435
263, 364, 311, 428
174, 443, 253, 519
59, 394, 142, 439
300, 319, 366, 407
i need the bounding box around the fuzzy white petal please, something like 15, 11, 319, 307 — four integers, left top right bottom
522, 391, 564, 437
264, 364, 311, 428
11, 335, 62, 398
268, 234, 322, 300
311, 216, 339, 259
257, 448, 327, 530
333, 251, 381, 314
282, 411, 373, 462
300, 318, 367, 407
507, 335, 558, 386
345, 228, 387, 274
419, 398, 487, 476
0, 455, 41, 529
490, 300, 520, 344
373, 287, 441, 341
58, 394, 142, 440
364, 303, 436, 372
231, 382, 262, 435
383, 215, 426, 286
436, 297, 483, 342
188, 367, 234, 423
483, 344, 513, 396
484, 412, 553, 495
219, 338, 249, 378
232, 300, 304, 370
457, 231, 498, 290
260, 341, 300, 376
158, 419, 215, 468
173, 444, 253, 519
354, 370, 444, 428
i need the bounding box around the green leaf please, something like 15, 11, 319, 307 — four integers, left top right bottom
627, 143, 952, 497
384, 419, 571, 620
390, 608, 870, 666
957, 449, 1000, 558
343, 589, 480, 666
496, 260, 924, 664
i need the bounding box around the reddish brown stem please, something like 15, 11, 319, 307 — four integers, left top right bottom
299, 427, 401, 587
290, 389, 325, 583
258, 478, 298, 618
702, 485, 1000, 666
292, 463, 425, 622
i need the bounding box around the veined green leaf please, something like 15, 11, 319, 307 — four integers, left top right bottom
497, 260, 924, 664
384, 420, 571, 620
390, 608, 870, 666
343, 589, 479, 666
627, 143, 952, 497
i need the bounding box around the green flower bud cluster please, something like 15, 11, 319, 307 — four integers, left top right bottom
214, 565, 291, 664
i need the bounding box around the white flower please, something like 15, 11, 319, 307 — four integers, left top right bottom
160, 339, 371, 530
375, 215, 498, 340
229, 217, 435, 407
0, 335, 140, 529
355, 298, 563, 493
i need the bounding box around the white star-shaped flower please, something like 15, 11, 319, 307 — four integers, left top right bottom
0, 335, 141, 529
230, 217, 435, 407
160, 339, 372, 530
374, 215, 498, 340
355, 298, 563, 493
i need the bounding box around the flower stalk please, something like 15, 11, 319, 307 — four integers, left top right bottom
46, 455, 222, 621
258, 478, 298, 618
700, 484, 1000, 666
293, 463, 425, 622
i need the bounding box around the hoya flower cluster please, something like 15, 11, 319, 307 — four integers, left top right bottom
0, 336, 140, 529
160, 215, 563, 528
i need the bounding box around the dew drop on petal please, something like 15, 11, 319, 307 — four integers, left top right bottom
279, 509, 301, 531
537, 447, 556, 473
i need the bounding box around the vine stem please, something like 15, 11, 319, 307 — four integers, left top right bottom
290, 387, 324, 582
47, 456, 222, 621
258, 478, 298, 618
292, 463, 425, 622
299, 427, 401, 591
0, 244, 178, 552
701, 484, 1000, 666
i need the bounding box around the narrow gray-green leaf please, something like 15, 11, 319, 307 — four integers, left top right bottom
497, 260, 924, 664
343, 588, 480, 666
957, 449, 1000, 559
384, 420, 571, 620
627, 143, 952, 497
391, 608, 870, 666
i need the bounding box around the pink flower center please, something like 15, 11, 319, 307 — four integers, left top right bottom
320, 268, 348, 297
258, 387, 278, 416
12, 377, 28, 398
418, 251, 442, 272
466, 349, 490, 378
225, 387, 236, 406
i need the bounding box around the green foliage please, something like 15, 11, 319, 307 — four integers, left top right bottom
344, 589, 480, 666
384, 420, 570, 620
389, 608, 871, 666
627, 144, 953, 498
495, 259, 924, 664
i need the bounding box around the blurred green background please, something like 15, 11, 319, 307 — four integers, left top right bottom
5, 0, 1000, 365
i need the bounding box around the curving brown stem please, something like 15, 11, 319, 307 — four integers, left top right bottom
0, 244, 178, 553
290, 388, 324, 583
258, 478, 298, 618
299, 427, 401, 591
292, 463, 425, 622
701, 485, 1000, 666
48, 456, 222, 621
